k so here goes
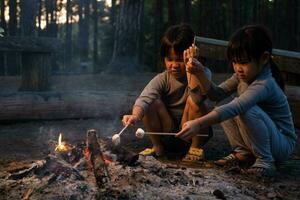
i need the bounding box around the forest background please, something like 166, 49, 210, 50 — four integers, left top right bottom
0, 0, 299, 75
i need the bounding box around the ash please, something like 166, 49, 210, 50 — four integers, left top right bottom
0, 150, 274, 200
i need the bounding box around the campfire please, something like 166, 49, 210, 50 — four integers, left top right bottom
0, 128, 265, 200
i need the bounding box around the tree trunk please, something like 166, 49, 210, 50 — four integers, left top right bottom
272, 0, 279, 48
110, 0, 117, 57
183, 0, 191, 23
275, 0, 287, 49
252, 0, 258, 22
92, 0, 98, 72
38, 0, 43, 36
154, 0, 163, 71
0, 0, 6, 34
288, 0, 298, 51
167, 0, 176, 25
77, 0, 83, 58
111, 0, 116, 27
20, 0, 37, 36
108, 0, 144, 74
197, 0, 206, 36
65, 0, 73, 70
52, 0, 58, 38
257, 0, 267, 24
8, 0, 17, 36
138, 1, 144, 65
231, 0, 241, 30
7, 0, 21, 76
297, 0, 300, 51
0, 0, 6, 75
77, 0, 90, 64
45, 0, 58, 37
81, 0, 90, 63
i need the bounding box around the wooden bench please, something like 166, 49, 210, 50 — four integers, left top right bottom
0, 37, 61, 91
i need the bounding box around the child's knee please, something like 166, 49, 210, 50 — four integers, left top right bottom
186, 95, 207, 114
186, 96, 198, 110
239, 106, 263, 121
147, 99, 165, 113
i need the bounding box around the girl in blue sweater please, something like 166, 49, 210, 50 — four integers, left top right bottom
177, 25, 296, 176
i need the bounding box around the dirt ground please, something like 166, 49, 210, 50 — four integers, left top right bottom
0, 73, 299, 199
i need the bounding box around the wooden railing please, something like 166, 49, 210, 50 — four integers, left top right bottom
197, 37, 300, 85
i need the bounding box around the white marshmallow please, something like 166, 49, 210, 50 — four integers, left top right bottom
135, 128, 145, 139
112, 134, 121, 145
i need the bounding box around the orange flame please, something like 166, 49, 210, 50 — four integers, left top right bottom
55, 133, 70, 152
83, 147, 111, 166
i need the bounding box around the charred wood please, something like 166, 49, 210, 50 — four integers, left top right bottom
86, 129, 110, 188
111, 145, 139, 166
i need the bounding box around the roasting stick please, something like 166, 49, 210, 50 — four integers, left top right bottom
188, 37, 196, 85
135, 128, 208, 139
188, 36, 201, 89
117, 124, 130, 136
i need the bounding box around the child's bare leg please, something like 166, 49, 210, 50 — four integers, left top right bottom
143, 99, 173, 155
182, 75, 213, 161
185, 95, 211, 148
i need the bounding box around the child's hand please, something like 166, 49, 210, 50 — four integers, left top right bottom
183, 44, 199, 64
184, 44, 204, 75
185, 57, 205, 75
175, 119, 203, 141
122, 114, 140, 126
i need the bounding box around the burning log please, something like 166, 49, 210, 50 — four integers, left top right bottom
86, 129, 110, 188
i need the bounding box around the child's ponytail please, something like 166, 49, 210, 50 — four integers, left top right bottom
269, 58, 285, 91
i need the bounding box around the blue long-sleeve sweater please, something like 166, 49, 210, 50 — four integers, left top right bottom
208, 65, 297, 141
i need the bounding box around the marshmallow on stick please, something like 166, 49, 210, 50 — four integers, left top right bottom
112, 124, 129, 145
135, 128, 208, 139
112, 134, 121, 145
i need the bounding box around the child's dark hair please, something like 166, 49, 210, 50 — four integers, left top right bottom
227, 25, 285, 90
160, 24, 194, 60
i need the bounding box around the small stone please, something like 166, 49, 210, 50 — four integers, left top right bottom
213, 189, 226, 200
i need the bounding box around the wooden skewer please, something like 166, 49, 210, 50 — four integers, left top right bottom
144, 131, 209, 137
117, 124, 130, 136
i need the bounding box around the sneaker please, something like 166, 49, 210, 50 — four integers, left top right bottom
244, 166, 276, 177
214, 153, 239, 167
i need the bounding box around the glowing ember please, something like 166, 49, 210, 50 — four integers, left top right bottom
55, 133, 71, 152
83, 147, 111, 166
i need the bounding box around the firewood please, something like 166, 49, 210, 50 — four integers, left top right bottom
22, 188, 34, 200
86, 129, 110, 188
8, 160, 45, 180
22, 174, 57, 200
